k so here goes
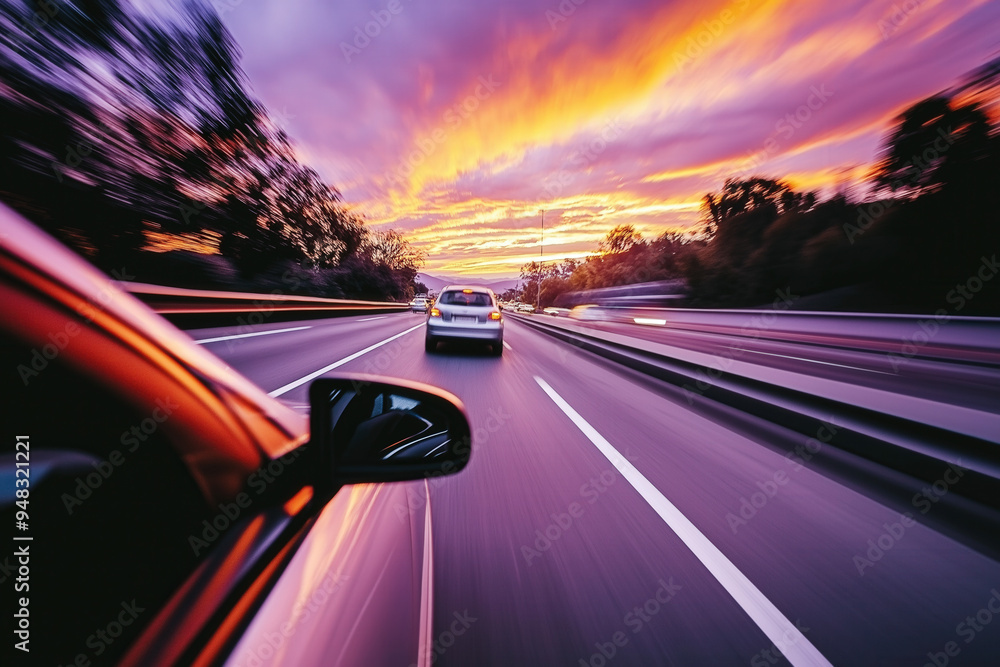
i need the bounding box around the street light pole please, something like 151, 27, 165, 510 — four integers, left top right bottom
537, 209, 544, 309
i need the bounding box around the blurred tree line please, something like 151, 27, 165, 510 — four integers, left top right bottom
515, 226, 691, 307
521, 57, 1000, 314
0, 0, 422, 300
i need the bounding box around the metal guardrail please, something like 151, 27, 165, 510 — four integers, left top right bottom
508, 311, 1000, 513
122, 281, 408, 326
543, 305, 1000, 365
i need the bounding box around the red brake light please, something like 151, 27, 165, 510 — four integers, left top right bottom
430, 308, 441, 317
490, 311, 501, 320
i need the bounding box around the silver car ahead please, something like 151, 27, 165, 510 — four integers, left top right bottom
426, 285, 504, 355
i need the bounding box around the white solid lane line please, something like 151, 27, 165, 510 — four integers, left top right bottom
195, 326, 312, 345
194, 325, 311, 344
268, 323, 423, 397
534, 376, 832, 667
359, 316, 387, 321
503, 341, 513, 350
737, 348, 894, 375
416, 479, 435, 667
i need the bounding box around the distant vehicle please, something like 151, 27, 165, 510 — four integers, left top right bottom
559, 279, 690, 308
543, 307, 570, 316
409, 296, 430, 312
426, 285, 504, 355
516, 303, 535, 313
568, 304, 611, 321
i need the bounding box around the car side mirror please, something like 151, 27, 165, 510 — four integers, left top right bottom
309, 375, 471, 486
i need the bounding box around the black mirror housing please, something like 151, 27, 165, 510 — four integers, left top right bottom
309, 375, 472, 487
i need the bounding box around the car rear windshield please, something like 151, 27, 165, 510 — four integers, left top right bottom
439, 291, 492, 306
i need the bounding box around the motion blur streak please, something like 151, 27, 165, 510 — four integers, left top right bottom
534, 376, 832, 667
198, 312, 1000, 664
267, 323, 423, 396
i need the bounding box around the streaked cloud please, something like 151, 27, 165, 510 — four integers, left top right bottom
222, 0, 1000, 277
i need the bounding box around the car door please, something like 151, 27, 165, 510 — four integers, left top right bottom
0, 207, 437, 666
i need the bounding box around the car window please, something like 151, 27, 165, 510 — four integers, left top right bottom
439, 291, 491, 306
0, 329, 217, 665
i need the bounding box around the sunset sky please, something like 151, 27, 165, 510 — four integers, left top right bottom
221, 0, 1000, 279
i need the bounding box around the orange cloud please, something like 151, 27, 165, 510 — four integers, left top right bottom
395, 0, 755, 195
279, 0, 997, 278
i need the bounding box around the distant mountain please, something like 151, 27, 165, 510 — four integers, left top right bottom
482, 278, 519, 293
415, 273, 450, 291
416, 273, 519, 294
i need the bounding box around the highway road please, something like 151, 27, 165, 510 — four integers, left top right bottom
189, 311, 1000, 665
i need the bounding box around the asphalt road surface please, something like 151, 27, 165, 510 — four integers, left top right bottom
189, 311, 1000, 666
